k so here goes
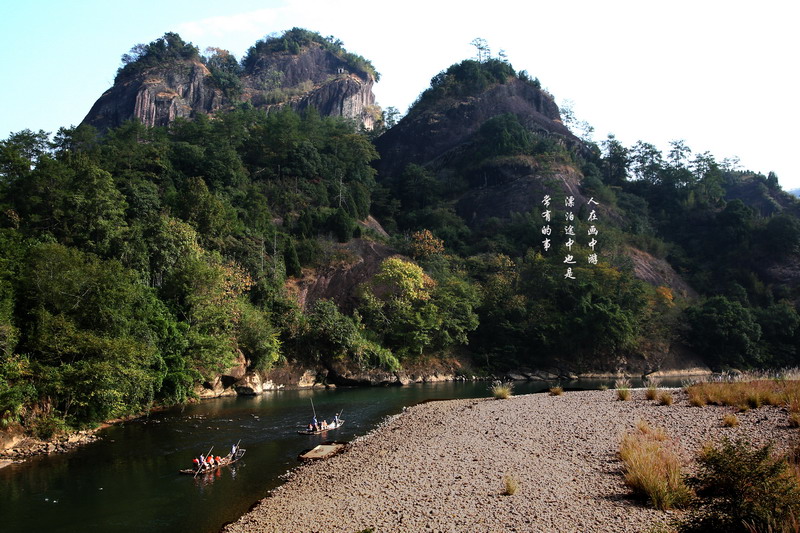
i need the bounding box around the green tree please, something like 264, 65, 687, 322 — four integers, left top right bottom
117, 32, 200, 81
396, 163, 439, 210
177, 176, 231, 239
762, 214, 800, 258
237, 300, 281, 372
470, 37, 491, 62
203, 47, 243, 98
303, 299, 398, 370
685, 296, 762, 369
358, 257, 440, 357
755, 303, 800, 367
0, 129, 51, 183
283, 237, 302, 277
161, 248, 253, 378
328, 207, 353, 243
601, 134, 629, 186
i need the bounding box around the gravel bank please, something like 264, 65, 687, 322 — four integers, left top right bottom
223, 389, 795, 533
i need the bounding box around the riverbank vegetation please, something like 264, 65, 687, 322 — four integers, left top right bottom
617, 376, 800, 531
684, 372, 800, 417
622, 428, 800, 532
679, 439, 800, 533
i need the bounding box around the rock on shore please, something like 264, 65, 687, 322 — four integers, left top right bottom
0, 430, 100, 465
223, 389, 794, 533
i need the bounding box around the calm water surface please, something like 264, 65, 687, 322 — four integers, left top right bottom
0, 378, 658, 532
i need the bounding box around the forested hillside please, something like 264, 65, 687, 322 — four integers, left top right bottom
2, 30, 799, 437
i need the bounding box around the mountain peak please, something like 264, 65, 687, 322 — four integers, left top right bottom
374, 59, 582, 180
81, 29, 379, 133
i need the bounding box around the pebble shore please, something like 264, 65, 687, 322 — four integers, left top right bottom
222, 389, 795, 533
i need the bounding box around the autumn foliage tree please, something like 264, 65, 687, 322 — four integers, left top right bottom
409, 229, 445, 259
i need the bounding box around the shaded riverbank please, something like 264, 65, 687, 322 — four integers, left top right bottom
223, 389, 793, 533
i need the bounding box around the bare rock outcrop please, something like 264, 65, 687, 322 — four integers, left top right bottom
290, 238, 396, 312
243, 44, 378, 129
625, 245, 698, 299
83, 61, 224, 131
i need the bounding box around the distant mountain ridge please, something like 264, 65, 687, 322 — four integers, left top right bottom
82, 29, 379, 133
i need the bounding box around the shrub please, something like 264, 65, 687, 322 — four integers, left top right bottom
503, 474, 519, 495
490, 381, 513, 399
549, 386, 564, 396
620, 421, 691, 510
722, 414, 739, 427
679, 439, 800, 533
30, 413, 68, 440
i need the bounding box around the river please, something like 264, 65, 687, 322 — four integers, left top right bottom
0, 378, 660, 532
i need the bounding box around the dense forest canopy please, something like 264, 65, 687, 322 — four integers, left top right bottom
1, 51, 799, 438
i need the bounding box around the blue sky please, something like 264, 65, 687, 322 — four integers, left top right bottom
2, 0, 798, 189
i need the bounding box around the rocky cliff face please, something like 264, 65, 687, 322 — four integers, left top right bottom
242, 44, 378, 129
83, 61, 225, 131
82, 42, 378, 132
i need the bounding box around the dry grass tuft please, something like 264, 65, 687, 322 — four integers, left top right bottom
722, 414, 740, 427
619, 420, 691, 510
549, 386, 564, 396
658, 391, 674, 406
689, 394, 707, 407
645, 377, 661, 401
616, 378, 632, 401
490, 381, 514, 399
635, 419, 667, 441
502, 474, 519, 495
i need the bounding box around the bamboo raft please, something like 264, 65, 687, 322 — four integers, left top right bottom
298, 442, 346, 461
179, 448, 246, 475
297, 420, 344, 435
